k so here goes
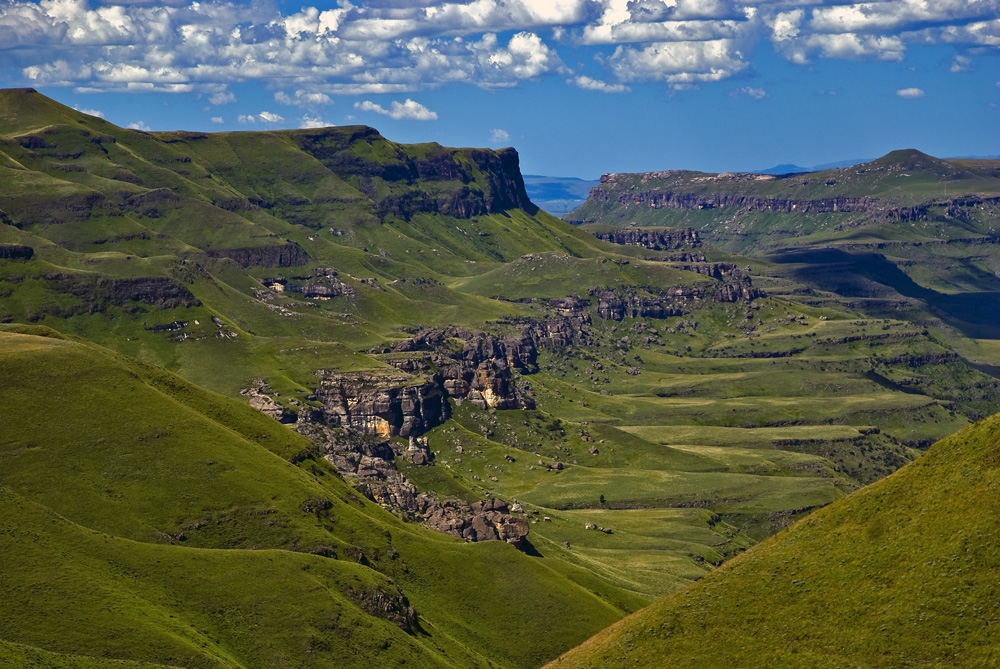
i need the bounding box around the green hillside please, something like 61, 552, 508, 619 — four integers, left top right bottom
0, 327, 625, 668
549, 410, 1000, 668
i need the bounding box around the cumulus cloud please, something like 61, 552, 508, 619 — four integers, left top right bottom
210, 116, 224, 123
896, 87, 925, 98
950, 55, 972, 72
733, 86, 767, 99
238, 110, 285, 123
275, 90, 333, 108
73, 105, 104, 118
571, 75, 629, 93
2, 0, 999, 96
354, 98, 438, 120
208, 91, 236, 105
489, 128, 510, 143
608, 38, 751, 86
299, 114, 332, 129
127, 120, 151, 130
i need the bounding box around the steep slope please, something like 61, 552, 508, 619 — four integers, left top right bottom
549, 411, 1000, 667
0, 327, 625, 668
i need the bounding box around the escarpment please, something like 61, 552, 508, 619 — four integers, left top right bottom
207, 242, 310, 268
595, 227, 701, 249
591, 187, 877, 214
294, 127, 534, 220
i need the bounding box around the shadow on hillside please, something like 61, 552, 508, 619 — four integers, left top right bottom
770, 247, 1000, 340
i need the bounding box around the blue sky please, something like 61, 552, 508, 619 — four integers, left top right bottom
1, 0, 998, 177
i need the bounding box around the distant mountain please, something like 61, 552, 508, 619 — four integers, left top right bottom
756, 163, 811, 174
551, 410, 1000, 667
757, 158, 871, 174
523, 174, 599, 215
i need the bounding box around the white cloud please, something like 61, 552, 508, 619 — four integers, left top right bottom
809, 1, 1000, 35
237, 110, 285, 123
208, 91, 236, 105
210, 116, 224, 123
73, 105, 104, 118
896, 87, 925, 98
354, 98, 438, 120
780, 32, 906, 64
950, 55, 972, 72
489, 128, 510, 143
3, 0, 1000, 97
299, 114, 332, 129
571, 75, 629, 93
608, 39, 751, 86
127, 120, 151, 130
275, 90, 333, 108
733, 86, 767, 99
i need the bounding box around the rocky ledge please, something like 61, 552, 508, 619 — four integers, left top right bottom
595, 227, 701, 249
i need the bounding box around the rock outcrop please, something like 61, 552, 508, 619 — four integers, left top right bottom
0, 244, 33, 260
208, 242, 310, 268
28, 273, 201, 320
296, 422, 531, 549
314, 370, 447, 438
595, 227, 701, 249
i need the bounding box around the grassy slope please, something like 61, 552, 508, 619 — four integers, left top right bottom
0, 328, 624, 669
550, 411, 1000, 668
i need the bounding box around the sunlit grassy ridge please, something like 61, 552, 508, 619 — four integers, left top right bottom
0, 328, 625, 668
550, 411, 1000, 668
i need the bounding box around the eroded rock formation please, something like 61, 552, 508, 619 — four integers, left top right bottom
595, 227, 700, 249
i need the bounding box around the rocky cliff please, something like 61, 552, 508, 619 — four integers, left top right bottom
590, 184, 876, 215
208, 242, 310, 268
314, 370, 447, 438
595, 227, 701, 249
293, 127, 535, 220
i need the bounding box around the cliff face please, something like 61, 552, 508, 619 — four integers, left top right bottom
590, 187, 877, 214
294, 128, 534, 220
207, 242, 310, 268
314, 371, 447, 438
595, 228, 701, 249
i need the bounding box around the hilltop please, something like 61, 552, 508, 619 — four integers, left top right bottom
550, 410, 1000, 667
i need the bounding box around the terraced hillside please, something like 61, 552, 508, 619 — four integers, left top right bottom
549, 410, 1000, 668
3, 89, 1000, 666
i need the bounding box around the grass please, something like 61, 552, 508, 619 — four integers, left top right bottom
0, 329, 628, 668
550, 411, 1000, 668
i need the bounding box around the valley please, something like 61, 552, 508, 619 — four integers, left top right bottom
2, 88, 1000, 668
